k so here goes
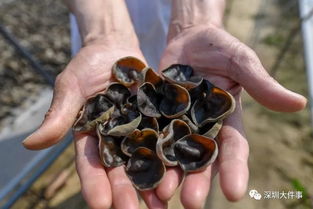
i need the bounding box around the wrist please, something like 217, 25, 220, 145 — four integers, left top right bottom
65, 0, 139, 47
81, 35, 140, 52
168, 0, 225, 41
82, 30, 139, 49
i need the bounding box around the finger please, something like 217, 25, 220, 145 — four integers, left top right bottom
75, 134, 112, 209
180, 166, 212, 209
106, 166, 139, 209
229, 42, 307, 112
218, 95, 249, 201
140, 190, 167, 209
23, 72, 85, 150
156, 167, 183, 202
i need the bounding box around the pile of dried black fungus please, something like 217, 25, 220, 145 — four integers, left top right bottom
73, 56, 235, 190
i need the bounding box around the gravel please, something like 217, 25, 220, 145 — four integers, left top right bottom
0, 0, 71, 129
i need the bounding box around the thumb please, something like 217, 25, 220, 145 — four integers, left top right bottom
229, 44, 307, 112
22, 73, 85, 150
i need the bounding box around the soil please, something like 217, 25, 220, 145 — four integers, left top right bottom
1, 0, 312, 209
0, 0, 70, 129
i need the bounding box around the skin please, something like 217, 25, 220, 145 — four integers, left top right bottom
22, 0, 307, 209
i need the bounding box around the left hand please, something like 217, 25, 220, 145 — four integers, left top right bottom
154, 24, 306, 209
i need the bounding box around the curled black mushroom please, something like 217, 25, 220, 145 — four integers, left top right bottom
198, 120, 223, 139
138, 116, 159, 132
105, 83, 131, 106
159, 83, 191, 118
97, 127, 128, 167
121, 128, 158, 156
157, 116, 172, 131
179, 115, 199, 133
188, 80, 214, 105
162, 64, 203, 90
143, 67, 163, 88
126, 95, 138, 108
174, 134, 218, 172
137, 82, 161, 118
191, 81, 235, 126
73, 94, 114, 133
112, 56, 146, 87
156, 119, 191, 166
99, 108, 142, 137
125, 147, 165, 190
73, 58, 236, 190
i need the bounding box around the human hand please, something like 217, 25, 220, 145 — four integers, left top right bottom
156, 24, 307, 209
22, 39, 170, 209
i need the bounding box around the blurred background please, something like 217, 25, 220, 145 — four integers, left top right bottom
0, 0, 312, 208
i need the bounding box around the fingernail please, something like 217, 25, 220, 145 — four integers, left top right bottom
22, 133, 33, 146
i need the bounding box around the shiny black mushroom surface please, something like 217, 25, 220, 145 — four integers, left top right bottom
174, 134, 218, 172
162, 64, 203, 89
159, 83, 191, 118
97, 128, 128, 167
73, 94, 114, 133
125, 147, 165, 190
191, 81, 235, 126
72, 57, 236, 191
137, 82, 162, 118
112, 56, 146, 87
156, 119, 191, 166
121, 128, 158, 156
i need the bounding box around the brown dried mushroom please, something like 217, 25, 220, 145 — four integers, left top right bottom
143, 67, 163, 88
162, 64, 203, 90
198, 120, 223, 139
121, 128, 158, 156
72, 56, 236, 192
73, 94, 114, 133
191, 80, 235, 126
137, 82, 161, 118
112, 56, 146, 87
159, 83, 191, 118
174, 134, 218, 172
125, 147, 165, 190
156, 119, 191, 166
98, 108, 142, 137
105, 82, 131, 106
138, 116, 159, 132
97, 127, 128, 167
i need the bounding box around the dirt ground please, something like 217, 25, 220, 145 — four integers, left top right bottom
1, 0, 312, 209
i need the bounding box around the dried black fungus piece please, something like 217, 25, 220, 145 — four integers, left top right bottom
73, 94, 114, 133
126, 95, 138, 109
99, 108, 142, 137
191, 80, 235, 126
198, 120, 223, 139
143, 68, 163, 89
97, 128, 128, 167
105, 83, 131, 106
162, 64, 203, 90
125, 147, 165, 190
157, 116, 172, 131
156, 119, 191, 166
137, 82, 161, 118
112, 56, 146, 87
138, 116, 159, 132
179, 115, 199, 133
73, 56, 236, 190
121, 128, 158, 156
159, 83, 191, 118
174, 134, 218, 172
